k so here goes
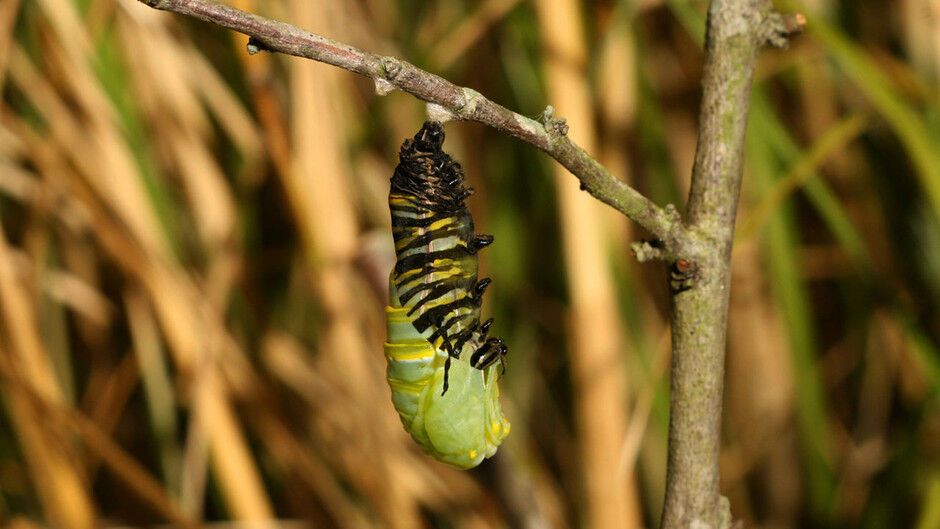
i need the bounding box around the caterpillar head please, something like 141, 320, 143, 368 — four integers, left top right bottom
391, 121, 472, 213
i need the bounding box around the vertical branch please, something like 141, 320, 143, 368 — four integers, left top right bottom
661, 1, 801, 529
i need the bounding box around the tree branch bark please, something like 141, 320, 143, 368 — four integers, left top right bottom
136, 0, 683, 245
660, 2, 802, 529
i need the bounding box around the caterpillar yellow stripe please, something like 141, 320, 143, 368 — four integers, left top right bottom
384, 121, 510, 469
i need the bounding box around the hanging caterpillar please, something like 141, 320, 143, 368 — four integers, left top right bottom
384, 121, 510, 469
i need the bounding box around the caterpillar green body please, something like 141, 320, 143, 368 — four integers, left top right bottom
384, 121, 510, 469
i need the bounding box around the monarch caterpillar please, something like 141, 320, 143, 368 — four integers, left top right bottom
384, 121, 510, 469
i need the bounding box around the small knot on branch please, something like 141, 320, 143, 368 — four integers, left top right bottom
631, 239, 667, 263
381, 57, 402, 81
246, 36, 272, 55
631, 203, 683, 262
762, 12, 806, 49
541, 106, 569, 137
670, 258, 700, 293
451, 87, 481, 119
664, 203, 681, 224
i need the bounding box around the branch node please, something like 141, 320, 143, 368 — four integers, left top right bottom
762, 12, 806, 49
426, 102, 457, 123
374, 78, 395, 96
631, 240, 667, 263
540, 106, 569, 137
381, 57, 402, 81
664, 203, 681, 224
246, 36, 271, 55
458, 87, 481, 117
541, 105, 554, 121
669, 258, 700, 293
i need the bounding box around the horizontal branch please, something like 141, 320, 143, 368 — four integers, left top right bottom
137, 0, 683, 245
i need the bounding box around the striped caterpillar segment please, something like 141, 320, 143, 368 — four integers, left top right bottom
384, 121, 510, 469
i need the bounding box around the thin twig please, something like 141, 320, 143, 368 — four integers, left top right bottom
136, 0, 682, 246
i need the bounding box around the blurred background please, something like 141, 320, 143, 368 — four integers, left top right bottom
1, 0, 940, 528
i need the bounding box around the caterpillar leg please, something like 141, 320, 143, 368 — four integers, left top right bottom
470, 337, 508, 373
468, 234, 494, 253
473, 278, 491, 302
436, 315, 459, 396
479, 318, 494, 338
